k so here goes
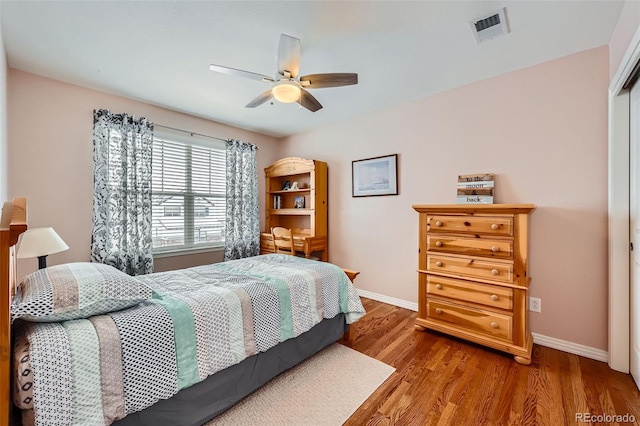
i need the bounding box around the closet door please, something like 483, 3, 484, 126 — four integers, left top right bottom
630, 80, 640, 389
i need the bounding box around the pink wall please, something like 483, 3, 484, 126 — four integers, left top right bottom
609, 0, 640, 81
281, 46, 610, 350
0, 12, 8, 202
7, 69, 282, 277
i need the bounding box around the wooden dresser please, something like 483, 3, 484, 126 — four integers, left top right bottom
412, 204, 535, 365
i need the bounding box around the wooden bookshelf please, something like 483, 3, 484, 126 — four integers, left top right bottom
261, 157, 328, 261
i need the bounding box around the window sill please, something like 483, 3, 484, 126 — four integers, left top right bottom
153, 246, 224, 259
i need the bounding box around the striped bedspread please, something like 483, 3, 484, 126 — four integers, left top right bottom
20, 254, 365, 425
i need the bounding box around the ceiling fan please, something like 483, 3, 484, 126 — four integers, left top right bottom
209, 34, 358, 112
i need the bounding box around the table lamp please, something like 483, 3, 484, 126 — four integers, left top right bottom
17, 227, 69, 269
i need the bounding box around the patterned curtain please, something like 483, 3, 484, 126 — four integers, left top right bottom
91, 109, 154, 275
224, 139, 259, 260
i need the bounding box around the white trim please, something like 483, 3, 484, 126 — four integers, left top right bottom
356, 289, 418, 311
611, 27, 640, 95
609, 25, 640, 373
153, 245, 224, 259
358, 290, 608, 362
532, 333, 609, 363
609, 91, 631, 373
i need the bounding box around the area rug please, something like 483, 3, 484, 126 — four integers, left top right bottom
205, 343, 395, 426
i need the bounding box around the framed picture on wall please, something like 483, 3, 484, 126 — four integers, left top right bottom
352, 154, 398, 197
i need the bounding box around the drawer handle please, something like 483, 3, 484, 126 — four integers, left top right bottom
490, 322, 499, 329
435, 284, 442, 290
435, 261, 443, 267
491, 294, 499, 301
435, 241, 443, 247
435, 221, 443, 227
491, 223, 500, 230
491, 246, 500, 252
435, 308, 443, 314
491, 269, 499, 275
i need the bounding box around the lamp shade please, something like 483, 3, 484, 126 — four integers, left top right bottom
272, 80, 301, 103
17, 227, 69, 259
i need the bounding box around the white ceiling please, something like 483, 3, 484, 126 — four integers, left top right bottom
0, 1, 625, 138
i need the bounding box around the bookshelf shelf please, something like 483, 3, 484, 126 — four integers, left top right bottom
268, 189, 311, 195
269, 209, 312, 215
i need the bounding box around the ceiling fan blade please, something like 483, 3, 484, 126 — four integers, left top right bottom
210, 64, 274, 83
299, 73, 358, 88
277, 34, 300, 78
246, 89, 274, 108
298, 88, 323, 112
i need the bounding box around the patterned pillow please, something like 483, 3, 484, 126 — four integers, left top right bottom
11, 262, 153, 322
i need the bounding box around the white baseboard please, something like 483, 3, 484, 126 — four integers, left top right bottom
357, 289, 609, 363
531, 333, 608, 363
357, 289, 418, 311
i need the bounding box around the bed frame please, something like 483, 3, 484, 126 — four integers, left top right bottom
1, 198, 28, 426
0, 198, 358, 425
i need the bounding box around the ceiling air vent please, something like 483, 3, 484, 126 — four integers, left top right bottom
470, 8, 509, 43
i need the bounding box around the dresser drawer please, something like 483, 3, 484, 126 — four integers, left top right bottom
427, 254, 513, 283
426, 235, 512, 260
427, 299, 512, 340
427, 275, 513, 310
427, 215, 513, 236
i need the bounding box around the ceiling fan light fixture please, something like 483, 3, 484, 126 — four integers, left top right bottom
209, 35, 356, 111
272, 80, 301, 103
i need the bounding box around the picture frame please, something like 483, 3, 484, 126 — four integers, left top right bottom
294, 196, 305, 209
352, 154, 398, 197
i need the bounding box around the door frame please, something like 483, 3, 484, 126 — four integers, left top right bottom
609, 26, 640, 373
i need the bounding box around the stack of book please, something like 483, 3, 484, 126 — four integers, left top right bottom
456, 173, 494, 204
273, 195, 282, 209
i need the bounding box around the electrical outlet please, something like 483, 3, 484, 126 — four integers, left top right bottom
529, 297, 541, 313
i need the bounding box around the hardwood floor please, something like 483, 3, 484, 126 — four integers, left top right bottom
341, 298, 640, 426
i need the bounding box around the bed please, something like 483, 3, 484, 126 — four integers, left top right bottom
0, 198, 366, 426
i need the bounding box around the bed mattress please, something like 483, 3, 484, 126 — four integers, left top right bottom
13, 254, 365, 425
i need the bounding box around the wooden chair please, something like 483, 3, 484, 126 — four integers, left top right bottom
271, 226, 295, 256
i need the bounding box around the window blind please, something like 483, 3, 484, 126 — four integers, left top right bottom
151, 135, 226, 252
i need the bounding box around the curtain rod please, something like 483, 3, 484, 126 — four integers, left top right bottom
154, 124, 228, 143
154, 123, 259, 149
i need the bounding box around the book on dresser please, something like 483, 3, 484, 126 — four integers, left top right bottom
456, 173, 495, 204
412, 203, 535, 365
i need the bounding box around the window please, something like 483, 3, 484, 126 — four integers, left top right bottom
163, 205, 181, 217
152, 134, 226, 252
